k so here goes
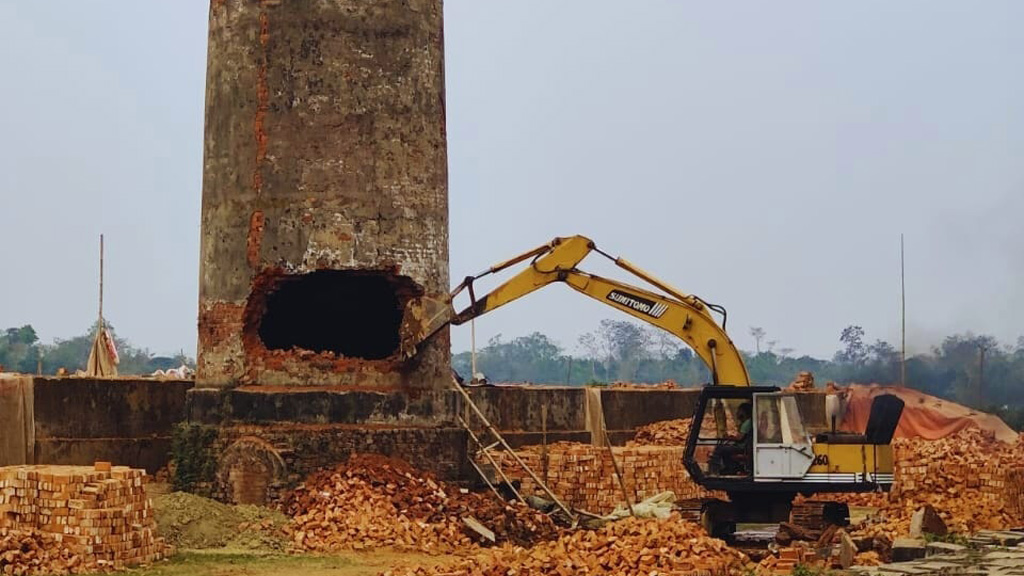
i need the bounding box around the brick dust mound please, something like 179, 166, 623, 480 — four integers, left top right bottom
284, 454, 559, 554
0, 465, 169, 575
151, 492, 288, 551
384, 513, 749, 576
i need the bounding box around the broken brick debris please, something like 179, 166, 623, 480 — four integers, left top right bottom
629, 417, 694, 447
384, 513, 749, 576
283, 454, 558, 554
755, 544, 822, 575
606, 381, 679, 390
786, 372, 815, 391
817, 428, 1024, 560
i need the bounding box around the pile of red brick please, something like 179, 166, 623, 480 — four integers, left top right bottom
827, 428, 1024, 558
385, 514, 749, 576
0, 464, 168, 574
628, 417, 693, 446
284, 454, 558, 554
755, 545, 823, 574
607, 381, 679, 390
786, 372, 815, 391
889, 428, 1024, 526
1, 528, 76, 576
487, 443, 718, 515
755, 542, 882, 575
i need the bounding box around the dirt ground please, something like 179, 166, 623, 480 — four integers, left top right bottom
140, 484, 457, 576
127, 550, 453, 576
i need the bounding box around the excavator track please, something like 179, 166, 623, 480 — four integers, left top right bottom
677, 497, 850, 548
675, 498, 736, 539
790, 500, 850, 532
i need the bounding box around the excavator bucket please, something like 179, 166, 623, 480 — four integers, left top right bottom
398, 294, 453, 358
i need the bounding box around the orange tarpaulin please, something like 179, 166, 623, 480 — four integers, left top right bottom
839, 383, 1017, 444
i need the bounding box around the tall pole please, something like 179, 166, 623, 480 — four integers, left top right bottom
900, 234, 906, 387
978, 344, 987, 407
470, 316, 477, 380
99, 234, 105, 328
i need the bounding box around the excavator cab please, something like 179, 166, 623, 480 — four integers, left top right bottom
683, 385, 904, 537
687, 386, 789, 484
685, 385, 903, 493
690, 391, 815, 480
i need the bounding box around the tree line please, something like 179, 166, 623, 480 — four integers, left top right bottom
0, 323, 192, 376
6, 319, 1021, 428
452, 320, 1024, 426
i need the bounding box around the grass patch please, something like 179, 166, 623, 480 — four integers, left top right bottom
126, 552, 360, 576
123, 549, 454, 576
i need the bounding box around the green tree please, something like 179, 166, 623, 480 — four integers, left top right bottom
749, 326, 766, 355
0, 325, 42, 373
834, 325, 867, 366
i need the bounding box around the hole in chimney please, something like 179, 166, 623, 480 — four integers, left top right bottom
255, 270, 416, 360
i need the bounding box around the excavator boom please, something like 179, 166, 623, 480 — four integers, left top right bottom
411, 235, 750, 386
403, 234, 902, 539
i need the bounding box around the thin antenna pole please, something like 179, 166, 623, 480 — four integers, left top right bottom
978, 344, 986, 406
470, 316, 477, 380
900, 234, 906, 387
99, 234, 105, 327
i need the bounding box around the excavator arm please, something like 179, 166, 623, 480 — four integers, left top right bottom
408, 235, 750, 386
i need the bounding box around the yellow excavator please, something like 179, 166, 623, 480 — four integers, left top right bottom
412, 235, 903, 537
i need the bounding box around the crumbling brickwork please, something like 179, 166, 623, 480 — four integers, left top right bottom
210, 424, 468, 505
197, 0, 449, 389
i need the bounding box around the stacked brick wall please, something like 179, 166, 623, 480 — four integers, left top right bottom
0, 465, 168, 570
488, 443, 718, 515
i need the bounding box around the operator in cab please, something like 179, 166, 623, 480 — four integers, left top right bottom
710, 402, 753, 476
736, 403, 753, 445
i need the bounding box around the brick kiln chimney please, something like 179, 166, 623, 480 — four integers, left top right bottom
197, 0, 449, 389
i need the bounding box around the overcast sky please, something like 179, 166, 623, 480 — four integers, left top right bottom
2, 1, 1022, 360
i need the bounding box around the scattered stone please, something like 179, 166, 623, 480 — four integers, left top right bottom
461, 517, 495, 543
841, 530, 858, 569
925, 541, 967, 555
891, 538, 927, 562
909, 505, 948, 538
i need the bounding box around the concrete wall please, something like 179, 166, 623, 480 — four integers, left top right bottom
465, 386, 588, 432
601, 388, 703, 430
197, 0, 450, 390
187, 386, 457, 427
3, 378, 831, 485
30, 377, 193, 473
0, 376, 33, 466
